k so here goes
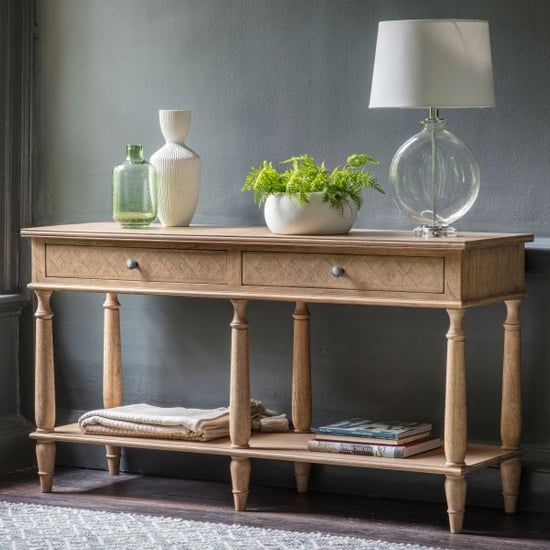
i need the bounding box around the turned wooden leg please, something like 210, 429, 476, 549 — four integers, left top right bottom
500, 299, 523, 513
444, 308, 467, 467
294, 462, 311, 494
501, 299, 522, 450
36, 442, 56, 493
229, 300, 251, 511
501, 457, 521, 514
444, 309, 467, 533
34, 290, 56, 492
292, 302, 312, 493
445, 475, 467, 534
292, 302, 312, 432
103, 293, 122, 475
230, 456, 251, 511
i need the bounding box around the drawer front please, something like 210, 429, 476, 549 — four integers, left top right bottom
45, 244, 227, 284
242, 252, 444, 294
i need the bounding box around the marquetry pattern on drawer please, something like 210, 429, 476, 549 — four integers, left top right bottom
242, 252, 445, 293
45, 244, 228, 284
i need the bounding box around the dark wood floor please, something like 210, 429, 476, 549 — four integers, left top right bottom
0, 467, 549, 549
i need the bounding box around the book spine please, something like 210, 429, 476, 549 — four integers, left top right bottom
307, 439, 404, 458
316, 430, 400, 439
316, 428, 397, 439
315, 426, 431, 439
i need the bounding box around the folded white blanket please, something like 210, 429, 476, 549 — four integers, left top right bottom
79, 403, 230, 441
78, 400, 289, 441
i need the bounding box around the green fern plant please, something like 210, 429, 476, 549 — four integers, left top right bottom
242, 153, 383, 212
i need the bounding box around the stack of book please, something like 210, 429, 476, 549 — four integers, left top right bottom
308, 418, 441, 458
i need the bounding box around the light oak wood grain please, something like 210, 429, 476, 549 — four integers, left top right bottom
445, 475, 467, 534
22, 223, 533, 534
501, 299, 522, 451
34, 290, 55, 433
46, 244, 228, 284
292, 301, 312, 493
30, 426, 522, 476
103, 293, 122, 475
500, 299, 524, 514
501, 457, 522, 514
23, 224, 532, 309
229, 300, 251, 511
36, 441, 55, 493
292, 302, 311, 433
444, 309, 467, 468
242, 251, 444, 293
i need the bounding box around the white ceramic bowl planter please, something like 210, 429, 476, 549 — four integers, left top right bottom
264, 192, 358, 235
242, 154, 382, 236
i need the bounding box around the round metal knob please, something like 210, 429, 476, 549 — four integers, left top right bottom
126, 259, 138, 270
331, 265, 344, 278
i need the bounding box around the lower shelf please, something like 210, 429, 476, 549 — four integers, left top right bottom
31, 424, 521, 477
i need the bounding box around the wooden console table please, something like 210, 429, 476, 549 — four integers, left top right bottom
22, 223, 533, 534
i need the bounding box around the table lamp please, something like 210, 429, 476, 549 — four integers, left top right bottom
369, 19, 495, 237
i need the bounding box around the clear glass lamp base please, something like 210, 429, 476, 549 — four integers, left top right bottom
413, 225, 458, 238
390, 111, 480, 240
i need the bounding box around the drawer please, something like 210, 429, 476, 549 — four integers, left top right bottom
45, 244, 228, 284
242, 252, 444, 294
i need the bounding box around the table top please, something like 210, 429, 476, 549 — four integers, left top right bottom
21, 222, 534, 250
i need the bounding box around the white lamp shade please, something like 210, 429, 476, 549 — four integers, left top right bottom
369, 19, 495, 109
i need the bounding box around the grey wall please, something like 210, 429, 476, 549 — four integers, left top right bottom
0, 0, 35, 474
26, 0, 550, 511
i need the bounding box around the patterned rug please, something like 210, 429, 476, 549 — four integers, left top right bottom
0, 500, 448, 550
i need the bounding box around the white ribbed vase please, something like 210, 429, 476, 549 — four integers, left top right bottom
150, 110, 201, 227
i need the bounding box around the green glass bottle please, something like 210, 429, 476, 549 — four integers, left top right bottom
113, 144, 158, 228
